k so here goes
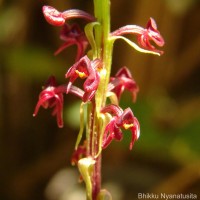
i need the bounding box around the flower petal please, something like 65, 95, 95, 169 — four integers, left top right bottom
43, 5, 65, 26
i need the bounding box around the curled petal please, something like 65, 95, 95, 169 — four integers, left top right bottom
130, 117, 140, 150
101, 104, 123, 117
62, 9, 96, 22
102, 117, 123, 149
42, 5, 95, 26
146, 17, 165, 47
42, 6, 65, 26
83, 68, 100, 92
82, 59, 101, 102
68, 85, 84, 99
111, 24, 144, 36
102, 118, 116, 148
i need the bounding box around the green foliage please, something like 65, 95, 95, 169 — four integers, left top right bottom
5, 46, 65, 81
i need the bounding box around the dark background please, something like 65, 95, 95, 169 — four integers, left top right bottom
0, 0, 200, 199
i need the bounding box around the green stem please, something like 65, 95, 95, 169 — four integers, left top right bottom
94, 0, 113, 112
87, 0, 113, 199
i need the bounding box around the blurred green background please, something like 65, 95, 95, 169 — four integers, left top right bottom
0, 0, 199, 200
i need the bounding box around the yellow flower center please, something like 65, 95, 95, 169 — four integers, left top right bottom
123, 123, 134, 130
75, 70, 87, 79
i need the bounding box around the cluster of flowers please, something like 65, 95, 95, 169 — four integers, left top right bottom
33, 6, 164, 156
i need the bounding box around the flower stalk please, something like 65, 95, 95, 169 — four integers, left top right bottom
88, 0, 113, 199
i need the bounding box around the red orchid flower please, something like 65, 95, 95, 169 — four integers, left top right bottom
138, 18, 164, 54
42, 5, 94, 61
42, 5, 95, 26
33, 76, 64, 128
111, 17, 164, 55
101, 104, 140, 150
33, 76, 86, 127
54, 24, 89, 62
65, 55, 101, 102
108, 67, 139, 102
